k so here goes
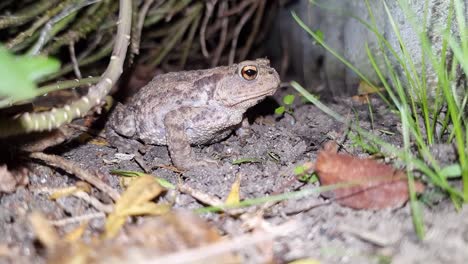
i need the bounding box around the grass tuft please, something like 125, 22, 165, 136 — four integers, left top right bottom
292, 0, 467, 237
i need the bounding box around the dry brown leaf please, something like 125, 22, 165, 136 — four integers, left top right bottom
351, 94, 371, 104
315, 141, 425, 210
104, 175, 169, 239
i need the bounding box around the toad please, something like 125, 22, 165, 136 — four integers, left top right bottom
106, 59, 280, 170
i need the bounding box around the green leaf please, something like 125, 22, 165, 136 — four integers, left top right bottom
440, 164, 462, 179
313, 30, 324, 44
232, 158, 262, 165
275, 106, 286, 115
283, 94, 295, 105
0, 46, 37, 101
111, 169, 176, 189
294, 165, 306, 175
0, 45, 60, 102
15, 55, 60, 82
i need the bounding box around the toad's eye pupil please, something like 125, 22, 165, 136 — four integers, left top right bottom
245, 69, 256, 76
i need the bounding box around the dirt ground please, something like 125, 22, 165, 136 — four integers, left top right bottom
0, 85, 467, 264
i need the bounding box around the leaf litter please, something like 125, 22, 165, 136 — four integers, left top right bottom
315, 141, 425, 210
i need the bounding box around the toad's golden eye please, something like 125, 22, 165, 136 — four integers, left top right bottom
240, 65, 258, 80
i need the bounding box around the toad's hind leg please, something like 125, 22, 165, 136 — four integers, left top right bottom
164, 109, 218, 170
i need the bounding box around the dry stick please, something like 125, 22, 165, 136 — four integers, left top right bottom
238, 0, 265, 61
72, 191, 113, 212
50, 212, 106, 226
29, 152, 120, 201
228, 2, 256, 65
210, 1, 228, 67
151, 221, 297, 264
199, 0, 218, 58
0, 0, 132, 137
33, 187, 113, 213
178, 183, 224, 207
69, 41, 83, 79
131, 0, 162, 56
179, 10, 201, 67
177, 183, 246, 216
42, 40, 114, 82
222, 0, 254, 17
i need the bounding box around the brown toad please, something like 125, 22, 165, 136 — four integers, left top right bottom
106, 59, 280, 170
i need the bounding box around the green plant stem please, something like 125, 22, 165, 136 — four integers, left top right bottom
6, 0, 76, 49
0, 0, 61, 30
43, 0, 117, 55
0, 77, 100, 109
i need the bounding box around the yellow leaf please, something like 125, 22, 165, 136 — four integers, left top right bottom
119, 176, 134, 188
49, 186, 79, 200
114, 175, 165, 212
225, 173, 242, 206
65, 221, 88, 242
77, 133, 109, 146
88, 137, 110, 146
104, 175, 167, 239
49, 182, 91, 200
119, 203, 171, 216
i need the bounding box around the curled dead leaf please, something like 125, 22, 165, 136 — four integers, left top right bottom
0, 165, 29, 194
225, 173, 242, 206
315, 142, 424, 210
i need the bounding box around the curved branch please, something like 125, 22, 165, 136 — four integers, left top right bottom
0, 0, 132, 137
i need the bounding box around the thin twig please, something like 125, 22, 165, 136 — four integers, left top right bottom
228, 2, 256, 65
199, 0, 217, 58
151, 221, 297, 264
177, 183, 245, 215
221, 0, 254, 17
33, 186, 114, 213
69, 41, 82, 79
29, 152, 120, 201
239, 0, 265, 60
210, 1, 228, 67
131, 0, 162, 57
178, 183, 224, 207
50, 212, 106, 226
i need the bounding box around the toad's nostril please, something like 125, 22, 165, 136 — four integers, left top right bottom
268, 70, 274, 74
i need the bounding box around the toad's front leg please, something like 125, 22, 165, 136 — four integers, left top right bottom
163, 108, 219, 170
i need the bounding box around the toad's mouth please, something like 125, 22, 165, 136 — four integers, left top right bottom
230, 87, 278, 106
